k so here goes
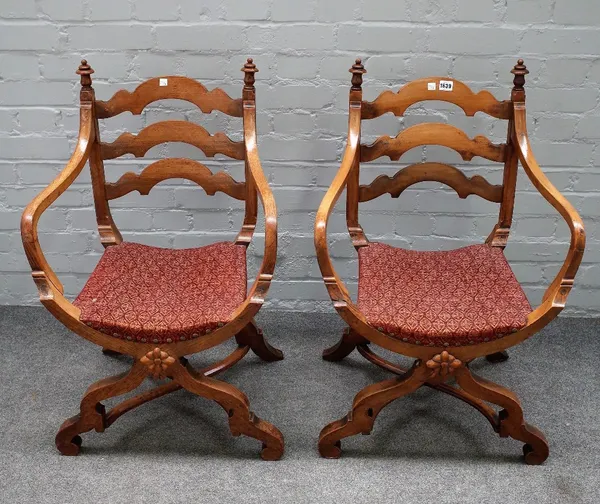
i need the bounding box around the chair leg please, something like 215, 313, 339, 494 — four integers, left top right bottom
55, 362, 147, 455
322, 327, 367, 362
171, 360, 284, 461
318, 362, 429, 458
235, 320, 283, 362
486, 351, 509, 363
454, 366, 549, 465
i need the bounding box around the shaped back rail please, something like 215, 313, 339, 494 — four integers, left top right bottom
342, 59, 525, 249
71, 60, 261, 248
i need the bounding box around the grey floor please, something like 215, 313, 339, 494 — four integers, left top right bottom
0, 306, 599, 504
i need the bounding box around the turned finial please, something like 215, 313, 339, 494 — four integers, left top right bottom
511, 58, 528, 91
76, 59, 94, 87
349, 58, 366, 90
242, 57, 258, 89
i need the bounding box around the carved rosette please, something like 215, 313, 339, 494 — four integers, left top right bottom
426, 351, 462, 378
140, 348, 176, 379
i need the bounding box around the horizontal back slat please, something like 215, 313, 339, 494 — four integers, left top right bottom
105, 158, 246, 200
360, 123, 506, 163
95, 76, 243, 119
358, 162, 503, 202
361, 78, 511, 120
100, 120, 245, 160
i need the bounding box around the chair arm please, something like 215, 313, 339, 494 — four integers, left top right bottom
243, 105, 277, 304
315, 105, 362, 305
513, 102, 586, 310
21, 106, 94, 296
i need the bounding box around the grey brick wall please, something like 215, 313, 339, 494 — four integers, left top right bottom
0, 0, 599, 316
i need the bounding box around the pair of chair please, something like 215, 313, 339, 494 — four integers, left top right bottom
21, 58, 585, 464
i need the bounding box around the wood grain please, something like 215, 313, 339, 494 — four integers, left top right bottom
361, 123, 506, 163
100, 120, 245, 160
105, 158, 246, 200
96, 76, 243, 118
359, 162, 503, 202
361, 77, 511, 120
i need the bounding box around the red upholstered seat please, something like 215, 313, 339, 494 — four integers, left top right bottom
357, 243, 531, 347
74, 241, 247, 343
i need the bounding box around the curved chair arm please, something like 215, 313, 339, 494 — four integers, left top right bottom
21, 106, 94, 297
243, 104, 277, 305
315, 105, 362, 305
513, 102, 586, 313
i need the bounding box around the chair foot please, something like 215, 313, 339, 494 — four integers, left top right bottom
322, 328, 367, 362
55, 363, 147, 455
172, 360, 284, 460
236, 321, 283, 362
318, 362, 428, 458
455, 366, 549, 465
486, 351, 509, 363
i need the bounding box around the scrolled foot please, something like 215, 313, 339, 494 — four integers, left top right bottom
229, 410, 284, 461
55, 416, 84, 456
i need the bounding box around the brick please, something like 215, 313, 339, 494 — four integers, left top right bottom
411, 0, 456, 22
542, 59, 592, 86
575, 116, 600, 140
362, 0, 409, 21
0, 82, 74, 106
534, 116, 578, 142
41, 53, 131, 81
316, 0, 360, 21
39, 0, 85, 20
554, 0, 600, 25
16, 109, 59, 133
273, 25, 335, 50
338, 25, 424, 52
260, 139, 338, 161
0, 54, 39, 80
0, 110, 17, 133
67, 25, 153, 50
0, 24, 60, 50
274, 113, 315, 135
154, 210, 190, 231
135, 2, 178, 21
455, 0, 498, 22
156, 25, 243, 50
271, 1, 314, 21
223, 0, 269, 20
134, 54, 181, 79
277, 56, 319, 79
527, 88, 598, 114
506, 0, 552, 23
521, 29, 600, 55
429, 27, 519, 55
266, 85, 334, 109
364, 56, 407, 80
112, 210, 153, 230
0, 137, 70, 160
88, 0, 132, 21
0, 0, 37, 18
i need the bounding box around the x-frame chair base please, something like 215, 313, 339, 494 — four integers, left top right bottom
319, 330, 549, 465
56, 322, 284, 461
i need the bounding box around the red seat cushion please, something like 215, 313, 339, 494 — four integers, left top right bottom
357, 243, 531, 347
74, 241, 247, 344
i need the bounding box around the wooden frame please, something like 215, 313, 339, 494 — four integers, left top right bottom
21, 59, 284, 460
315, 59, 585, 464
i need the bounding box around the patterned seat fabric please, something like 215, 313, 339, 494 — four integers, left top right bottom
357, 243, 531, 347
74, 241, 247, 344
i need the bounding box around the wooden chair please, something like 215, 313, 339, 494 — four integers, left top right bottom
315, 59, 585, 464
21, 58, 285, 460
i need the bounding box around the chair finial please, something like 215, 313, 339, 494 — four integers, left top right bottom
242, 57, 258, 89
349, 58, 366, 90
510, 59, 528, 91
76, 59, 94, 87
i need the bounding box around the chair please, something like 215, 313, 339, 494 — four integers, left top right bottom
315, 58, 585, 464
21, 58, 285, 460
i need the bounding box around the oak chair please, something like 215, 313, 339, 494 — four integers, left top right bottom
21, 59, 285, 460
315, 59, 585, 464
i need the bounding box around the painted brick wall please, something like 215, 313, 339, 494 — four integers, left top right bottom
0, 0, 599, 315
